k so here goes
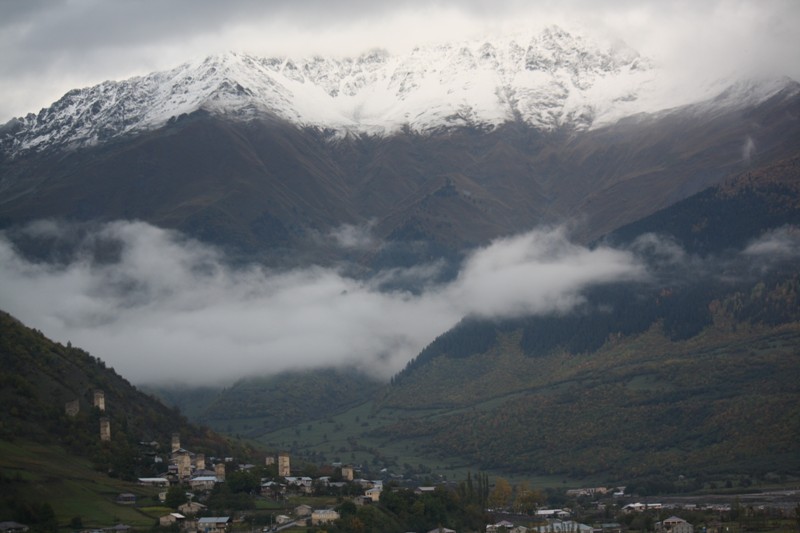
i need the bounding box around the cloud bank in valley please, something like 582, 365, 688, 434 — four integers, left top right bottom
0, 220, 645, 385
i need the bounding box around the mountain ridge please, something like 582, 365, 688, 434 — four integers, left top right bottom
3, 26, 793, 160
3, 83, 797, 267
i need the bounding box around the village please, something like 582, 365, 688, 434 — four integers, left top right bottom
23, 390, 788, 533
124, 437, 708, 533
3, 390, 786, 533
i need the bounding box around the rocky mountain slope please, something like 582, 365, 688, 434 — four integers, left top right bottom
3, 26, 794, 159
1, 26, 798, 267
1, 27, 663, 157
1, 81, 798, 267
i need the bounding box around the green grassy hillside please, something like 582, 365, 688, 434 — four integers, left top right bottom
0, 440, 168, 529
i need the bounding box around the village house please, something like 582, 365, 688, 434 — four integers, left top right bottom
260, 480, 284, 498
536, 509, 572, 519
294, 504, 312, 517
197, 517, 231, 533
487, 520, 515, 532
285, 476, 313, 493
365, 486, 382, 502
178, 501, 207, 516
138, 477, 169, 487
565, 487, 609, 497
530, 520, 592, 533
622, 503, 662, 513
354, 495, 373, 506
657, 516, 694, 533
311, 509, 340, 526
189, 475, 219, 491
115, 493, 136, 505
159, 513, 185, 528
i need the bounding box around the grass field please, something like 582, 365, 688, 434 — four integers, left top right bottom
0, 440, 164, 528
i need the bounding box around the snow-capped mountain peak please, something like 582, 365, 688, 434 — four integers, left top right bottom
0, 26, 793, 158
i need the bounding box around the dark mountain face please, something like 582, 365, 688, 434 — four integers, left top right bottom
2, 85, 798, 269
371, 154, 800, 480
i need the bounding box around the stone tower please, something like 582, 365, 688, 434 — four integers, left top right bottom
175, 451, 192, 479
278, 452, 290, 477
341, 465, 354, 481
215, 462, 226, 481
195, 453, 205, 471
265, 456, 275, 466
100, 417, 111, 441
171, 432, 181, 452
93, 390, 106, 411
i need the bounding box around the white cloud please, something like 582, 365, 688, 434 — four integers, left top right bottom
743, 226, 800, 257
450, 228, 646, 319
328, 222, 377, 250
0, 221, 644, 385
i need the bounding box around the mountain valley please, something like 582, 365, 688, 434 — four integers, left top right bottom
1, 24, 799, 517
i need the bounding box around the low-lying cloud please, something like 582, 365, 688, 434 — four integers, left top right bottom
0, 221, 645, 385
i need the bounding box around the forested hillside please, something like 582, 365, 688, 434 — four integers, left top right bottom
0, 310, 257, 478
189, 369, 383, 436
397, 155, 800, 378
361, 156, 800, 481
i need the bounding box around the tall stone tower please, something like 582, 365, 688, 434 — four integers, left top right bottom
100, 417, 111, 441
175, 451, 192, 479
278, 452, 290, 477
93, 390, 106, 411
215, 462, 226, 481
195, 453, 205, 471
171, 433, 181, 452
341, 465, 354, 481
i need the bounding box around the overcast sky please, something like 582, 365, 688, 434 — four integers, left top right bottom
1, 0, 799, 122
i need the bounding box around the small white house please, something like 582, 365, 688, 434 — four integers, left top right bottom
658, 516, 694, 533
311, 509, 340, 525
295, 504, 312, 517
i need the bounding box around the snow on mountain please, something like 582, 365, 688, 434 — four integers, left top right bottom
0, 26, 792, 158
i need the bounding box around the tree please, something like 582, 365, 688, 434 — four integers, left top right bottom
165, 485, 187, 509
513, 481, 543, 514
489, 477, 512, 510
